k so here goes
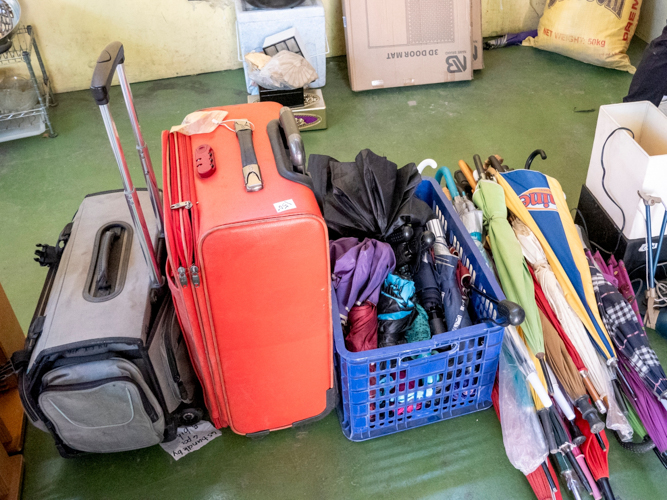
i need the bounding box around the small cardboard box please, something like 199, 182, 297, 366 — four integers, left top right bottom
249, 89, 326, 131
341, 0, 472, 91
471, 0, 483, 70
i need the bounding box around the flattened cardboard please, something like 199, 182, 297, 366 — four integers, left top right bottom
342, 0, 473, 91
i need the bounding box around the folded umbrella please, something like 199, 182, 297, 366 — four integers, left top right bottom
473, 180, 550, 386
330, 237, 396, 323
309, 149, 433, 240
473, 179, 560, 447
377, 274, 417, 347
330, 238, 396, 352
496, 170, 616, 364
576, 414, 616, 500
618, 353, 667, 454
607, 255, 644, 326
587, 252, 667, 401
426, 218, 472, 331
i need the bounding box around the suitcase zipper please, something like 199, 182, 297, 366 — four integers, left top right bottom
190, 266, 200, 287
177, 266, 188, 287
41, 376, 161, 423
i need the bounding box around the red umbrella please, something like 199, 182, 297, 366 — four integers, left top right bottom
576, 414, 616, 500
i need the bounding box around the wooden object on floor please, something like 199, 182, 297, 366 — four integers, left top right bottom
0, 283, 25, 392
0, 390, 25, 455
0, 440, 23, 500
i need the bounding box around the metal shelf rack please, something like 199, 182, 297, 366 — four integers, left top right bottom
0, 25, 57, 141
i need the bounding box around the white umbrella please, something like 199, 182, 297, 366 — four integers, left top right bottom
512, 218, 633, 441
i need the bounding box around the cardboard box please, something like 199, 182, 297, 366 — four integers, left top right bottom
471, 0, 483, 70
341, 0, 472, 91
0, 442, 23, 500
0, 390, 24, 455
248, 89, 326, 131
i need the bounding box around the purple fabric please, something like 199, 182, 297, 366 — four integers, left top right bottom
591, 250, 618, 287
619, 353, 667, 453
330, 238, 395, 321
608, 255, 644, 327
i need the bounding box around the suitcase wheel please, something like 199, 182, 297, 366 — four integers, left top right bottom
178, 407, 204, 426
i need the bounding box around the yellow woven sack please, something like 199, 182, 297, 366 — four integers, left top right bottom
523, 0, 642, 73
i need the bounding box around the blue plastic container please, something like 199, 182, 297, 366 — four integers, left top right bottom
334, 177, 506, 441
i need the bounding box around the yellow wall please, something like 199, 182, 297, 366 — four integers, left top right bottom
19, 0, 345, 93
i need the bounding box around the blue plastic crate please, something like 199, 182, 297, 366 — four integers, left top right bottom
334, 177, 506, 441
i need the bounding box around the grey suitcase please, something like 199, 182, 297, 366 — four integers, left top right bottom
10, 42, 201, 457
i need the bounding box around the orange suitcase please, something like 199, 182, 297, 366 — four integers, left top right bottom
162, 102, 334, 435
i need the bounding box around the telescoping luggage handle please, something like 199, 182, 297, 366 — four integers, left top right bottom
90, 42, 164, 288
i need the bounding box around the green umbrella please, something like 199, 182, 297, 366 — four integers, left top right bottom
473, 179, 563, 433
473, 180, 544, 358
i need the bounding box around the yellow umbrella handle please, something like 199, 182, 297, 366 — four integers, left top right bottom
458, 160, 477, 190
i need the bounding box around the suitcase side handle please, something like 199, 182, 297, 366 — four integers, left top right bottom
91, 42, 164, 288
278, 107, 306, 174
267, 119, 316, 196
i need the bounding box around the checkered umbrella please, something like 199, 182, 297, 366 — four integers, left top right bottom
587, 252, 667, 401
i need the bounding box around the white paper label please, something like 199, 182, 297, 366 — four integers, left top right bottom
159, 421, 221, 460
274, 199, 297, 213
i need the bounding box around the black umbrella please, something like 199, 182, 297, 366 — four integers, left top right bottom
308, 149, 433, 240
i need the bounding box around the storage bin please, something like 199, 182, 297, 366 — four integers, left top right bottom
334, 177, 505, 441
235, 0, 327, 94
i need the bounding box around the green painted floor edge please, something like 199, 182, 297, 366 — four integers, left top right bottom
2, 40, 667, 499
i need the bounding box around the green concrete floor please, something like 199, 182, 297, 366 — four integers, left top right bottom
2, 40, 667, 499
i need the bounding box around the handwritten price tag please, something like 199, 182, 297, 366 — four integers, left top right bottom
160, 421, 222, 460
273, 199, 297, 213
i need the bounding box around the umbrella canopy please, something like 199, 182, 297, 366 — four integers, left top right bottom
496, 170, 615, 363
345, 303, 378, 352
618, 353, 667, 453
587, 253, 667, 401
575, 415, 616, 500
309, 149, 433, 240
512, 216, 633, 439
607, 255, 644, 326
330, 237, 396, 323
426, 219, 472, 331
473, 180, 544, 360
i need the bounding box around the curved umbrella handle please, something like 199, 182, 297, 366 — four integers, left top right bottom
416, 158, 437, 174
435, 167, 460, 199
525, 149, 547, 170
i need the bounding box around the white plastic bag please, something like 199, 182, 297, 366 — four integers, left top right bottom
249, 51, 318, 90
170, 110, 229, 135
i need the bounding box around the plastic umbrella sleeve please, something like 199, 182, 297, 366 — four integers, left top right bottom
554, 452, 588, 500
575, 413, 616, 500
491, 353, 562, 500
